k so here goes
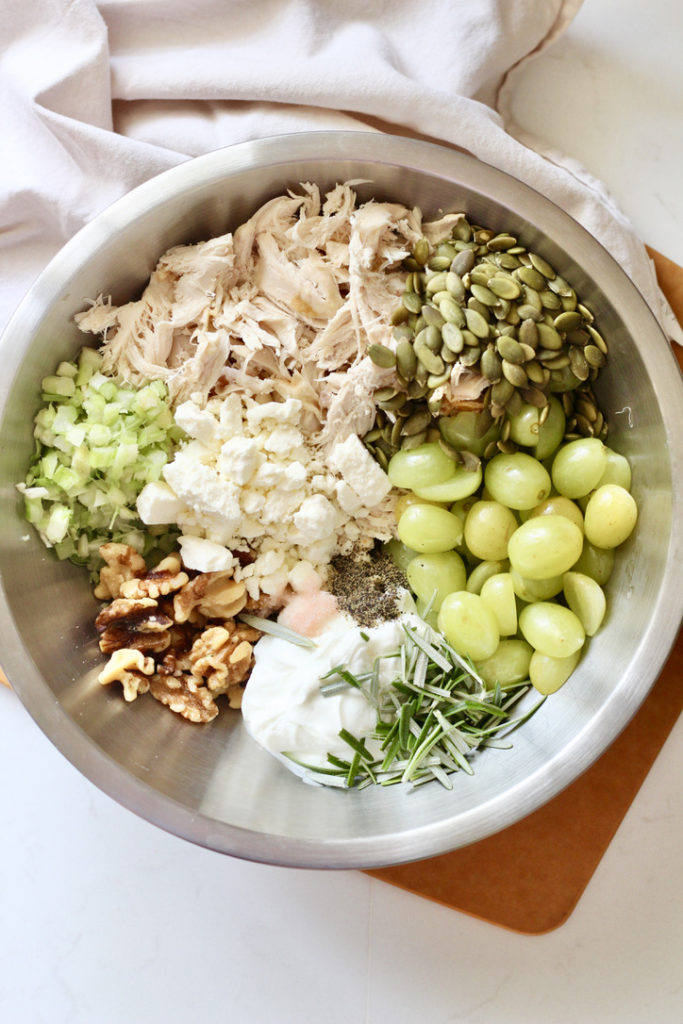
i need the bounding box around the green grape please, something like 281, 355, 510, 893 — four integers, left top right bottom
480, 572, 517, 635
384, 538, 416, 573
583, 484, 638, 548
476, 638, 533, 687
387, 443, 455, 490
529, 649, 582, 694
406, 551, 467, 611
463, 500, 518, 561
563, 571, 606, 637
438, 410, 500, 457
535, 397, 566, 460
528, 494, 584, 532
519, 602, 585, 658
510, 567, 564, 601
595, 448, 632, 491
394, 492, 447, 521
507, 515, 583, 580
412, 463, 482, 502
484, 452, 552, 510
507, 396, 565, 460
397, 503, 463, 553
437, 590, 500, 662
551, 437, 608, 498
507, 403, 543, 447
465, 559, 508, 594
572, 540, 615, 585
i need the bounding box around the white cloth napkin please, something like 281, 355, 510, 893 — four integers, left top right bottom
1, 0, 681, 343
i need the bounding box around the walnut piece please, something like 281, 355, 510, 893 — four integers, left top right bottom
119, 553, 190, 601
148, 673, 219, 724
173, 573, 247, 624
95, 597, 173, 654
94, 543, 147, 600
98, 648, 155, 702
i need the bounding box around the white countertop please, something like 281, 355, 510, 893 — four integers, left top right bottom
2, 2, 682, 1022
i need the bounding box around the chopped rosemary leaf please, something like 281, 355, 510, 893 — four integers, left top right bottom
307, 619, 547, 792
238, 613, 316, 648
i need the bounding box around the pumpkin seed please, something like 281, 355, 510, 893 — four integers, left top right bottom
496, 335, 525, 364
389, 419, 404, 447
440, 322, 464, 354
422, 304, 445, 328
416, 325, 442, 352
393, 322, 414, 342
451, 248, 475, 276
584, 344, 606, 368
439, 296, 466, 326
569, 346, 590, 381
400, 430, 428, 451
554, 310, 583, 332
465, 307, 490, 339
536, 322, 563, 350
428, 256, 452, 272
487, 233, 517, 252
437, 242, 458, 262
396, 337, 418, 380
445, 271, 466, 301
481, 346, 503, 381
414, 237, 430, 266
374, 447, 389, 469
540, 290, 562, 311
488, 274, 521, 300
491, 378, 514, 406
586, 324, 608, 354
377, 392, 407, 412
425, 272, 448, 295
517, 303, 543, 322
374, 387, 396, 402
470, 264, 498, 285
402, 291, 422, 314
427, 369, 452, 390
362, 427, 382, 443
517, 265, 547, 291
529, 252, 556, 279
470, 283, 498, 307
502, 360, 528, 388
414, 341, 444, 375
407, 379, 429, 399
460, 346, 481, 367
441, 344, 458, 364
368, 343, 396, 368
525, 359, 545, 384
520, 385, 548, 408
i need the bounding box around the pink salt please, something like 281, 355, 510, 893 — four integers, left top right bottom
277, 589, 339, 638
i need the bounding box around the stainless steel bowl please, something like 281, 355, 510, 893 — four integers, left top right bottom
1, 132, 681, 868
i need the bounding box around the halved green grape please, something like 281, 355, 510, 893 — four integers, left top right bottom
510, 567, 564, 601
438, 409, 500, 457
463, 500, 518, 561
595, 448, 632, 491
406, 550, 467, 610
563, 571, 606, 637
387, 443, 455, 490
397, 503, 463, 553
529, 649, 582, 694
484, 452, 552, 510
528, 495, 584, 532
412, 463, 483, 502
551, 437, 608, 499
572, 540, 615, 585
519, 602, 585, 658
480, 572, 517, 635
437, 590, 500, 662
465, 559, 508, 595
583, 484, 638, 548
507, 515, 583, 580
476, 638, 533, 687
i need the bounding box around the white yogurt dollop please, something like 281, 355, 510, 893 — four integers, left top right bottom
241, 612, 422, 782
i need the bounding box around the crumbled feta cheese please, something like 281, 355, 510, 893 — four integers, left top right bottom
218, 436, 263, 484
328, 433, 392, 507
136, 481, 186, 525
177, 535, 235, 572
293, 494, 339, 541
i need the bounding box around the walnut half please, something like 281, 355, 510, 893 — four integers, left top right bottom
98, 648, 155, 702
95, 597, 173, 654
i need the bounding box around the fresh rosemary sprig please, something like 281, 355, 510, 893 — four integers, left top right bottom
287, 621, 545, 790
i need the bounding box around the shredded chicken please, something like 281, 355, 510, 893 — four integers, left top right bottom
76, 182, 456, 447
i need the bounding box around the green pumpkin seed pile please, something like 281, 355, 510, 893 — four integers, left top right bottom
363, 217, 609, 469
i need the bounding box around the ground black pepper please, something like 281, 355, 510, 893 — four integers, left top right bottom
329, 546, 409, 628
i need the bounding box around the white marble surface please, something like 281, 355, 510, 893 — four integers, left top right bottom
2, 2, 682, 1022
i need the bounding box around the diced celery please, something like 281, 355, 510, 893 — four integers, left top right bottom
65, 423, 87, 448
41, 375, 76, 399
99, 380, 118, 402
40, 451, 60, 479
56, 361, 78, 378
87, 423, 111, 446
89, 445, 115, 469
53, 465, 83, 492
45, 505, 71, 545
